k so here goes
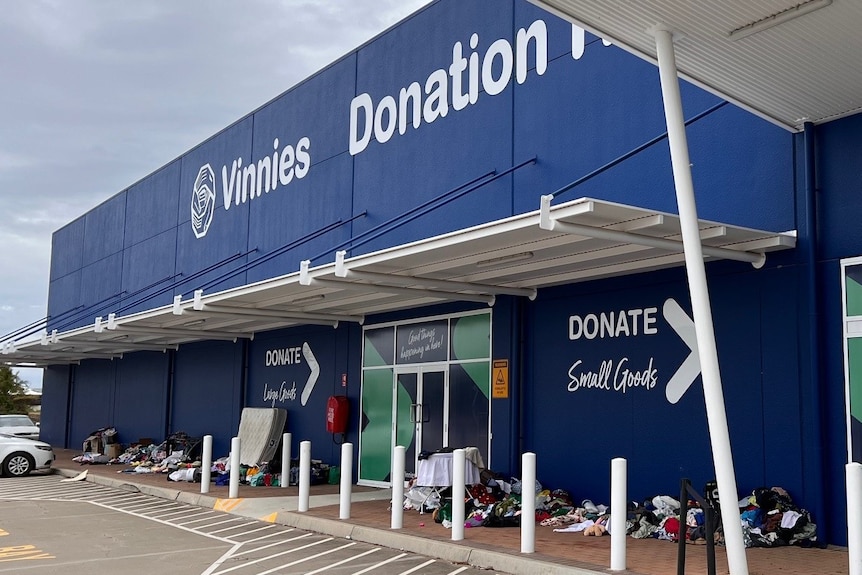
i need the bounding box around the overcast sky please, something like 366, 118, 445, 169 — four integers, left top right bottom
0, 0, 431, 388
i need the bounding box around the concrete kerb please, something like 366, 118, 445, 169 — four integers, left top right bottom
176, 490, 219, 508
51, 468, 604, 575
53, 467, 219, 507
467, 548, 604, 575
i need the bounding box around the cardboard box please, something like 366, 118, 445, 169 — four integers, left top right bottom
106, 443, 123, 459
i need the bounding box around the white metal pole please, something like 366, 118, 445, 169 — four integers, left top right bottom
228, 436, 240, 499
610, 457, 627, 571
848, 462, 862, 575
452, 448, 466, 541
653, 26, 748, 575
298, 440, 311, 512
339, 442, 353, 519
521, 452, 536, 553
281, 432, 291, 488
392, 445, 406, 529
200, 434, 212, 494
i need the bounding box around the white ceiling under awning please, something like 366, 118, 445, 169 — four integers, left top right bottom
529, 0, 862, 131
1, 197, 795, 367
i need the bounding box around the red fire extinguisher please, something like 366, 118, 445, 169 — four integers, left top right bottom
326, 395, 349, 439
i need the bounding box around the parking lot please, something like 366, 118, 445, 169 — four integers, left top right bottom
0, 475, 489, 575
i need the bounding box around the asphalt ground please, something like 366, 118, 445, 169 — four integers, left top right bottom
0, 474, 501, 575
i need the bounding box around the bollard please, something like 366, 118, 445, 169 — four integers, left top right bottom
228, 436, 240, 499
200, 434, 212, 494
849, 462, 862, 575
452, 448, 466, 541
298, 440, 311, 512
610, 457, 627, 571
391, 445, 406, 529
521, 452, 536, 553
339, 442, 353, 519
281, 433, 291, 488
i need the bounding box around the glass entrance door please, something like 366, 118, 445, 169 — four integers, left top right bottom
394, 366, 447, 474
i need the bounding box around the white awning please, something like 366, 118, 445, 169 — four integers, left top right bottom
1, 197, 795, 366
529, 0, 862, 131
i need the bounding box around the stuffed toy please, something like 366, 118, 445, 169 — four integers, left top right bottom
583, 524, 607, 536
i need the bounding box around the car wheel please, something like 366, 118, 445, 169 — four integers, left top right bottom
3, 452, 34, 477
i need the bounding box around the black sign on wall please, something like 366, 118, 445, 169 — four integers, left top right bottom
395, 320, 448, 364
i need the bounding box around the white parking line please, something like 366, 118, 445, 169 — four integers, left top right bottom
88, 494, 153, 505
46, 487, 109, 498
3, 485, 89, 498
175, 513, 229, 526
134, 502, 186, 514
186, 517, 247, 529
136, 502, 189, 515
229, 524, 277, 540
231, 532, 312, 554
302, 547, 381, 575
151, 507, 201, 519
202, 542, 244, 575
81, 490, 141, 501
445, 567, 469, 575
0, 484, 87, 498
348, 553, 409, 575
249, 541, 357, 575
121, 499, 173, 511
239, 529, 287, 544
397, 559, 436, 575
208, 521, 259, 534
164, 509, 219, 523
211, 537, 334, 575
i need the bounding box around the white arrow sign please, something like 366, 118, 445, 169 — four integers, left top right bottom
663, 298, 701, 404
300, 342, 320, 406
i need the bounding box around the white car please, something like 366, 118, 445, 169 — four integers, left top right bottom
0, 414, 40, 440
0, 433, 54, 477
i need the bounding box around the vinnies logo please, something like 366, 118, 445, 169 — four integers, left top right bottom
191, 165, 216, 239
190, 136, 311, 239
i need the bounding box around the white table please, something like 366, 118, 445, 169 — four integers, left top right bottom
416, 452, 480, 487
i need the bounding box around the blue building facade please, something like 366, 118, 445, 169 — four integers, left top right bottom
33, 0, 862, 544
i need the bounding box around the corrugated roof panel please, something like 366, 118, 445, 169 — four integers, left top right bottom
530, 0, 862, 129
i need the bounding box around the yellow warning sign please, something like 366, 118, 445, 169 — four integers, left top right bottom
492, 359, 509, 399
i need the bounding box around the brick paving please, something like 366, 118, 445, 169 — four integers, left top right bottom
51, 449, 849, 575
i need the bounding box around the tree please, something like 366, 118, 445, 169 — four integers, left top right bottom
0, 365, 28, 414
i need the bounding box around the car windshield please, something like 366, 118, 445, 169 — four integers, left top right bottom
0, 416, 35, 427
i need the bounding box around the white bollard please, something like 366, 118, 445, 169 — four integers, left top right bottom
339, 442, 353, 519
281, 433, 292, 488
391, 445, 406, 529
521, 452, 536, 553
849, 462, 862, 575
200, 434, 213, 494
610, 457, 627, 571
452, 448, 466, 541
228, 436, 240, 499
298, 440, 311, 512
